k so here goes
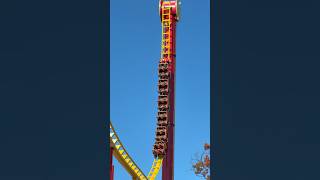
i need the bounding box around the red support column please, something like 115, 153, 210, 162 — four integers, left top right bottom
162, 59, 175, 180
158, 1, 179, 180
110, 147, 114, 180
162, 12, 176, 180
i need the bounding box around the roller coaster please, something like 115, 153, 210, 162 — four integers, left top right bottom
110, 1, 180, 180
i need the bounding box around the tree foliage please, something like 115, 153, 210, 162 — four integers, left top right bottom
192, 143, 210, 179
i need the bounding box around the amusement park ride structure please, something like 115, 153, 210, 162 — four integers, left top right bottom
110, 0, 180, 179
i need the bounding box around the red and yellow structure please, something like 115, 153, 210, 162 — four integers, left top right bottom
110, 1, 180, 179
153, 1, 179, 180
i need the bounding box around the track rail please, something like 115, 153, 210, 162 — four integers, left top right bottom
110, 122, 148, 180
110, 122, 163, 180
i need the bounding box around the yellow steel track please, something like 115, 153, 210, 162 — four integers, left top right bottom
110, 122, 163, 180
147, 158, 163, 180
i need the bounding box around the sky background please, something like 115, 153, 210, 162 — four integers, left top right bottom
111, 0, 210, 179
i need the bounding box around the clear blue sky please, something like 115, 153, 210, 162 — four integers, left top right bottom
110, 0, 210, 179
